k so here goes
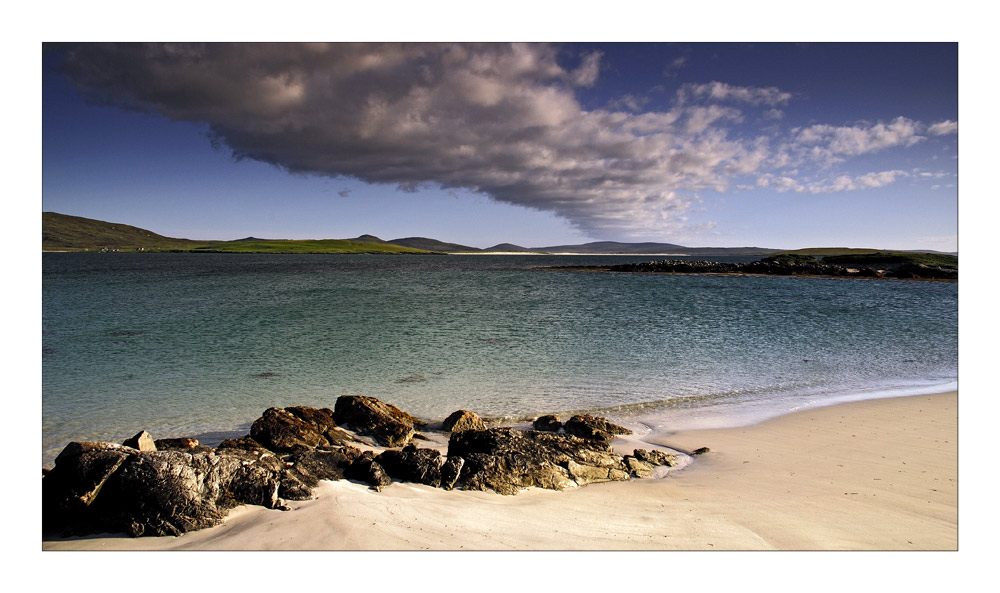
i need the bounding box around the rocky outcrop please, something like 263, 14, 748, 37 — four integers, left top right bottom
333, 395, 416, 447
447, 427, 633, 495
442, 409, 486, 433
563, 415, 632, 441
43, 396, 686, 538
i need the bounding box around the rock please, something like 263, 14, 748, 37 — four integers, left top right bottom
155, 438, 213, 454
442, 409, 486, 433
692, 447, 710, 455
333, 395, 416, 447
633, 448, 677, 467
344, 451, 392, 491
122, 430, 156, 452
447, 427, 630, 495
563, 415, 632, 441
216, 435, 268, 452
250, 406, 354, 452
43, 442, 286, 537
280, 446, 364, 500
623, 456, 655, 478
440, 456, 464, 490
532, 415, 562, 432
376, 448, 444, 487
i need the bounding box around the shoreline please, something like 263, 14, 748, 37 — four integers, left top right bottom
43, 390, 957, 550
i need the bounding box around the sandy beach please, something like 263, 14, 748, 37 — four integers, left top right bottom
42, 390, 957, 551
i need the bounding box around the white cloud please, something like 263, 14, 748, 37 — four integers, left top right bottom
928, 119, 958, 135
678, 81, 792, 106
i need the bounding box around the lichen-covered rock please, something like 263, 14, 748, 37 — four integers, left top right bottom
532, 415, 562, 432
376, 446, 444, 487
563, 415, 632, 441
333, 395, 415, 447
447, 427, 630, 495
122, 430, 156, 452
442, 409, 486, 433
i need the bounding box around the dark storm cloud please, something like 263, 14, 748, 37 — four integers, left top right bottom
56, 43, 943, 237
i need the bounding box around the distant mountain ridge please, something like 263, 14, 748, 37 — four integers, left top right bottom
41, 212, 955, 256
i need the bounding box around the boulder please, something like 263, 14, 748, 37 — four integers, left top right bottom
376, 447, 444, 487
442, 409, 486, 433
333, 395, 415, 447
532, 415, 562, 432
122, 430, 156, 452
250, 406, 354, 452
216, 435, 268, 452
563, 415, 632, 441
447, 427, 630, 495
43, 442, 286, 537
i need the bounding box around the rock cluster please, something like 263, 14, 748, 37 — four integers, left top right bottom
603, 258, 956, 280
43, 396, 684, 538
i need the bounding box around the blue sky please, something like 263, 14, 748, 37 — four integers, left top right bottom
42, 42, 958, 250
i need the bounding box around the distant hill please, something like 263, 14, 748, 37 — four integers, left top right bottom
532, 240, 781, 256
42, 212, 213, 251
387, 237, 480, 252
484, 243, 532, 252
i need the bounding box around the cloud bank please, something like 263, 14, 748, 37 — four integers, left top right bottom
57, 43, 953, 238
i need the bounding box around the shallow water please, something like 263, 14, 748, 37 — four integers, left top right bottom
42, 253, 957, 466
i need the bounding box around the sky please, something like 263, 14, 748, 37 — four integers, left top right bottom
42, 41, 958, 251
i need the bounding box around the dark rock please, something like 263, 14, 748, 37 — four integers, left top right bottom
532, 415, 562, 432
376, 448, 444, 487
250, 406, 356, 452
333, 395, 416, 447
633, 448, 677, 467
440, 456, 464, 490
344, 451, 391, 491
563, 415, 633, 441
280, 446, 364, 500
43, 442, 286, 537
216, 435, 268, 452
692, 447, 711, 455
155, 438, 213, 454
122, 430, 156, 452
447, 427, 629, 495
442, 409, 486, 433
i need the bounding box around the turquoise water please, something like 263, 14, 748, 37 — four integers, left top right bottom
42, 253, 958, 466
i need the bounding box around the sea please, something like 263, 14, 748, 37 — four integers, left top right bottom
41, 252, 958, 467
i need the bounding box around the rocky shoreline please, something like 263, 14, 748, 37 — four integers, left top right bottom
545, 254, 957, 281
42, 395, 688, 538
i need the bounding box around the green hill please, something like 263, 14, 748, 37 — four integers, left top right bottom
189, 239, 429, 254
42, 212, 215, 251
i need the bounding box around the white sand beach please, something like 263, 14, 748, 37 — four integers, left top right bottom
43, 391, 957, 551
